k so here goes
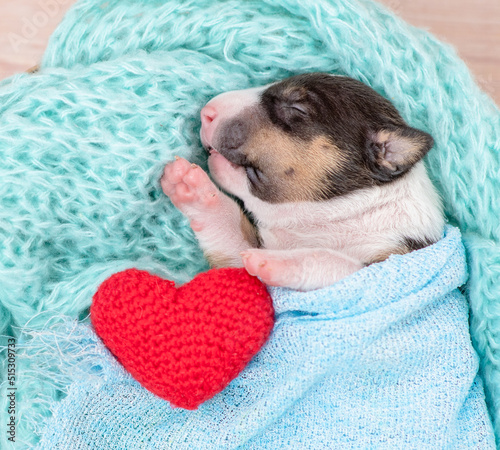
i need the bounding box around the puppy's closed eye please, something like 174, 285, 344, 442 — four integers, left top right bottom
283, 103, 309, 116
245, 166, 265, 186
263, 88, 317, 131
273, 103, 310, 130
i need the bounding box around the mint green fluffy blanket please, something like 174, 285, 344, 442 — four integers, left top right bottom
0, 0, 499, 446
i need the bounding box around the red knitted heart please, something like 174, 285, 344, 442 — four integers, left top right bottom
91, 267, 274, 409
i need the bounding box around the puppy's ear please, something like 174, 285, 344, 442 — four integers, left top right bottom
366, 126, 434, 182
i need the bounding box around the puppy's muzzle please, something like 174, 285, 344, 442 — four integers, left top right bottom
201, 104, 250, 167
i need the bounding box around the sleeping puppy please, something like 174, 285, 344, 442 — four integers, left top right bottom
161, 73, 444, 290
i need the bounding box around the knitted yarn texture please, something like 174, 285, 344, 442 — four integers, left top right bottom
32, 227, 495, 448
0, 0, 499, 446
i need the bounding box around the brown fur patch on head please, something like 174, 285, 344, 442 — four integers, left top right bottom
243, 128, 347, 202
281, 85, 309, 101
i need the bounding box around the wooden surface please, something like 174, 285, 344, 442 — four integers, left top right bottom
0, 0, 498, 105
0, 1, 73, 77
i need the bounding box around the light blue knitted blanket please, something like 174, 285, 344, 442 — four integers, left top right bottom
25, 227, 494, 448
1, 0, 499, 447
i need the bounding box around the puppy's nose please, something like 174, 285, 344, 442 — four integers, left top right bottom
200, 105, 218, 145
201, 105, 217, 127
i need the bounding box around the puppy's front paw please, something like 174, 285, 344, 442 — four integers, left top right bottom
241, 249, 301, 288
161, 157, 220, 231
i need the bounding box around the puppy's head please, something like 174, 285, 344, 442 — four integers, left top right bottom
200, 73, 433, 203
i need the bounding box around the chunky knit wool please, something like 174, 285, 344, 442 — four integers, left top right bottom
91, 268, 274, 409
0, 0, 499, 447
27, 227, 496, 448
